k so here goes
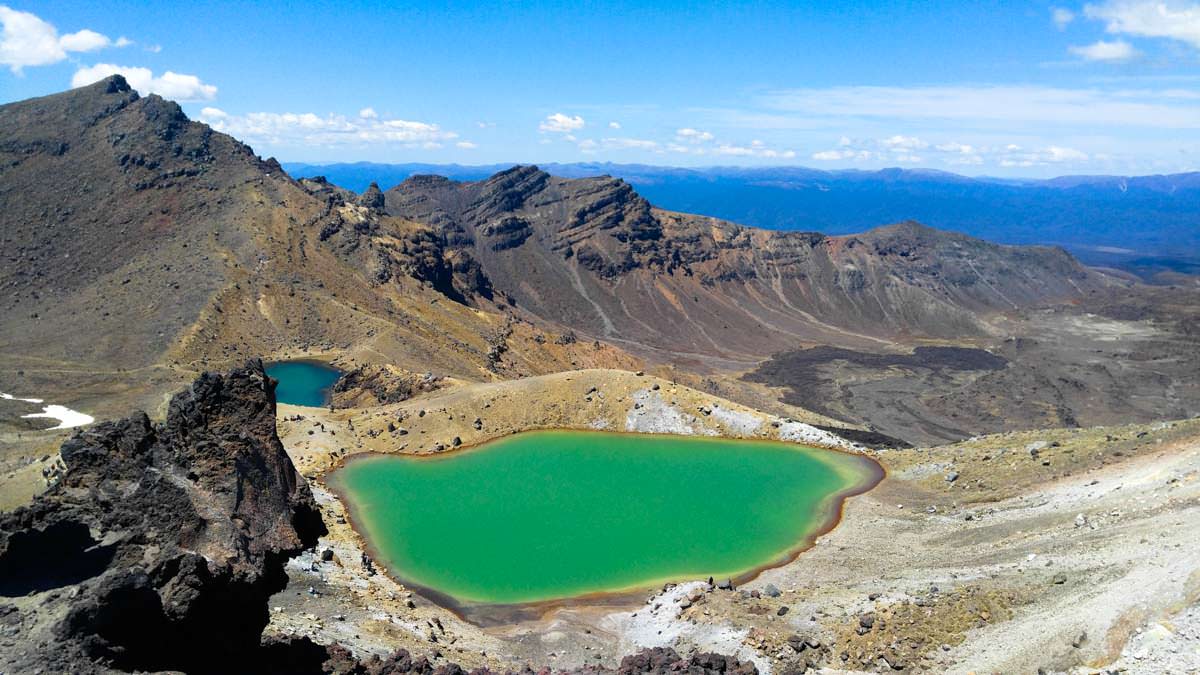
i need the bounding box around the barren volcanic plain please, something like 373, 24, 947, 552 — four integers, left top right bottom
2, 78, 1199, 674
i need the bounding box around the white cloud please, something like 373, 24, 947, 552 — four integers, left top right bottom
1000, 145, 1090, 166
1069, 39, 1140, 61
714, 141, 795, 158
1053, 7, 1077, 28
760, 84, 1200, 128
145, 43, 162, 53
676, 127, 715, 142
935, 142, 984, 164
539, 112, 585, 133
811, 136, 1089, 168
71, 63, 217, 101
812, 148, 876, 161
608, 121, 621, 129
1084, 0, 1200, 49
115, 36, 132, 48
198, 108, 458, 149
358, 107, 378, 119
58, 29, 111, 52
578, 137, 659, 153
882, 134, 928, 150
455, 140, 477, 149
0, 6, 128, 73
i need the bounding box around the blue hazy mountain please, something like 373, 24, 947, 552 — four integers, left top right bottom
283, 162, 1200, 273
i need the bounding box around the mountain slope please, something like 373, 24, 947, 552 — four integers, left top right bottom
382, 166, 1110, 361
0, 79, 639, 424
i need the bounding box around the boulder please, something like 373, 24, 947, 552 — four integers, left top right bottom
0, 360, 325, 674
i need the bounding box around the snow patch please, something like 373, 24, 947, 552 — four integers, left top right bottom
1, 392, 44, 403
21, 404, 94, 430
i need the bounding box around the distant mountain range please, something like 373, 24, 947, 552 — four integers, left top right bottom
284, 162, 1200, 276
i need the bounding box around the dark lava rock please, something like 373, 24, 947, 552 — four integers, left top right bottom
612, 647, 756, 675
0, 360, 325, 674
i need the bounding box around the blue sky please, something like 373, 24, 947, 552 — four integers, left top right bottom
2, 1, 1198, 176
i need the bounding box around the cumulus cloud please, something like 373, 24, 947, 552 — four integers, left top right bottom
1069, 39, 1140, 61
358, 107, 378, 119
1052, 7, 1077, 28
1084, 0, 1200, 50
197, 108, 459, 149
0, 5, 131, 73
71, 63, 217, 101
58, 29, 111, 52
608, 121, 621, 129
455, 141, 477, 149
539, 112, 585, 133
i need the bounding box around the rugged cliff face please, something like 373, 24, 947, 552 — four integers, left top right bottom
0, 360, 325, 674
382, 167, 1107, 357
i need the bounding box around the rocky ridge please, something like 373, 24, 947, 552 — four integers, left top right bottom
380, 167, 1111, 356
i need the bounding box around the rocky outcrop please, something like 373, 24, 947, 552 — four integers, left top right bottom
358, 182, 386, 210
609, 647, 756, 675
0, 360, 325, 674
281, 642, 757, 675
331, 364, 444, 408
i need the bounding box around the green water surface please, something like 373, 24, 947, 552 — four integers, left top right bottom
330, 430, 878, 605
266, 360, 342, 407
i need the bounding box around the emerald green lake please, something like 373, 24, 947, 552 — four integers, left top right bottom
330, 430, 880, 606
266, 361, 342, 407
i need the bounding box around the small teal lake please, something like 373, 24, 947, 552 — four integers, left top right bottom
266, 361, 342, 407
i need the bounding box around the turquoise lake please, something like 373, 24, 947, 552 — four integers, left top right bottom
266, 360, 342, 407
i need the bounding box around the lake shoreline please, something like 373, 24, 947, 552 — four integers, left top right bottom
325, 430, 884, 625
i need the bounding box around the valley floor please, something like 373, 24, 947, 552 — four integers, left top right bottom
262, 369, 1200, 674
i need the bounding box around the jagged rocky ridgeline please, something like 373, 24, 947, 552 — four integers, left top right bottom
2, 74, 1110, 378
0, 361, 757, 675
